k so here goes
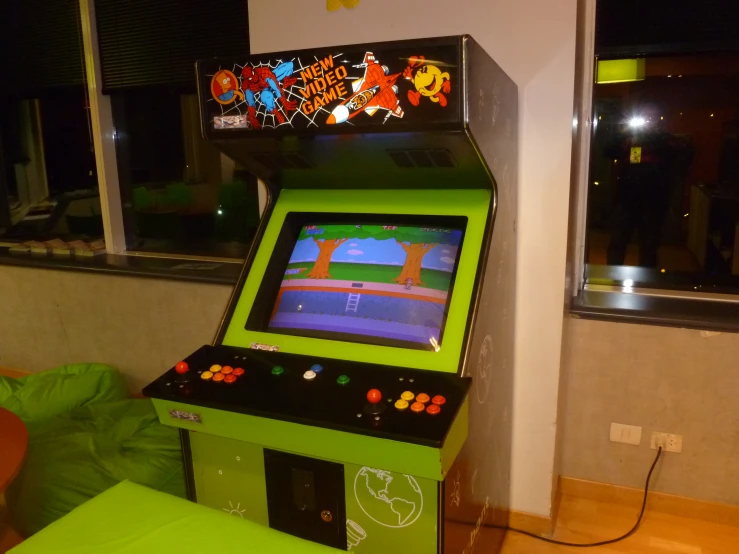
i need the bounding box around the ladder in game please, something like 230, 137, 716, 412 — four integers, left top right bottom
345, 293, 361, 313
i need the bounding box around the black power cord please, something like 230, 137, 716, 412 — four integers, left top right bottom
507, 446, 663, 548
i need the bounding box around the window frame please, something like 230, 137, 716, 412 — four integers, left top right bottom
569, 0, 739, 330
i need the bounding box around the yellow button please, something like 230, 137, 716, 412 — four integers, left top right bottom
209, 364, 222, 373
401, 391, 415, 401
394, 399, 409, 411
416, 393, 430, 404
201, 371, 213, 380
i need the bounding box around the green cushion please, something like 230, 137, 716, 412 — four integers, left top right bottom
0, 363, 129, 428
10, 481, 345, 554
6, 399, 186, 536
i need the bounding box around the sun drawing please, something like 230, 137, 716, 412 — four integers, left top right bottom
224, 501, 246, 518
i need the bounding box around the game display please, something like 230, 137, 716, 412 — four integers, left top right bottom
144, 36, 518, 554
268, 223, 464, 349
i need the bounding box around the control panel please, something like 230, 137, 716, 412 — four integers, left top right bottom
143, 345, 471, 448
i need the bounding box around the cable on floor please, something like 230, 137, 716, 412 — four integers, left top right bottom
505, 446, 663, 548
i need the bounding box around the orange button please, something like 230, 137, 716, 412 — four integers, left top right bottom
212, 373, 225, 382
432, 395, 446, 406
209, 364, 222, 373
411, 401, 425, 413
416, 393, 430, 404
221, 366, 233, 375
224, 374, 237, 383
200, 371, 213, 381
232, 367, 245, 376
426, 404, 441, 415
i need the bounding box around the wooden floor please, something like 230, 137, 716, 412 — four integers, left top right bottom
501, 493, 739, 554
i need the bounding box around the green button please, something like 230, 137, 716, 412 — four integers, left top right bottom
271, 366, 284, 375
337, 375, 350, 385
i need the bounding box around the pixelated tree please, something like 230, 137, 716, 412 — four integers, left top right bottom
298, 225, 458, 283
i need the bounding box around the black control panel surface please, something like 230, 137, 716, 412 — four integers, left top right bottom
143, 345, 471, 448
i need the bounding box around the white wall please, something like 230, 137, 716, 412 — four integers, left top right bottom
249, 0, 577, 516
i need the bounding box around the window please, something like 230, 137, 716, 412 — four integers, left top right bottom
95, 0, 256, 259
0, 0, 102, 246
583, 1, 739, 295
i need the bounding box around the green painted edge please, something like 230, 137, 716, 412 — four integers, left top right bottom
153, 399, 461, 481
440, 398, 468, 477
222, 188, 491, 373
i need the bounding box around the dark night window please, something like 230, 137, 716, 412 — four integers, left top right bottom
0, 0, 101, 245
585, 0, 739, 294
96, 0, 257, 259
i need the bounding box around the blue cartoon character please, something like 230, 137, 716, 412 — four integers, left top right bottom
241, 61, 298, 129
211, 70, 244, 105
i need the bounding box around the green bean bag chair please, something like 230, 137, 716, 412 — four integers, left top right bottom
0, 364, 186, 537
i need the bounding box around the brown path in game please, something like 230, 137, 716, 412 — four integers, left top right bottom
270, 285, 446, 321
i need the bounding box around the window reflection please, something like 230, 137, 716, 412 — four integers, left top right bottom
587, 54, 739, 287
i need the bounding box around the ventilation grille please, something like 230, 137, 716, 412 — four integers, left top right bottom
253, 153, 314, 171
387, 149, 456, 169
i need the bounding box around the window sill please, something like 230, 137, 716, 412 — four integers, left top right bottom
571, 289, 739, 333
0, 247, 241, 286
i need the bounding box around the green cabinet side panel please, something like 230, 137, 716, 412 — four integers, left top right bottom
222, 188, 491, 373
190, 431, 269, 526
153, 400, 467, 481
344, 463, 438, 554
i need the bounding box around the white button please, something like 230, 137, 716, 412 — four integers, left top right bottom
303, 370, 317, 381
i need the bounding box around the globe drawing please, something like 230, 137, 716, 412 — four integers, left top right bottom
353, 467, 424, 528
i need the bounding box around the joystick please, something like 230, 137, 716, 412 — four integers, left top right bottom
174, 361, 190, 383
365, 388, 386, 415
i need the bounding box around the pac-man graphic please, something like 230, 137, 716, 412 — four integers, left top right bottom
403, 56, 451, 107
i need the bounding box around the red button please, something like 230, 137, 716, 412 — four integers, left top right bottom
426, 404, 441, 415
224, 374, 237, 384
232, 367, 245, 376
366, 389, 382, 404
411, 402, 425, 413
175, 361, 189, 374
432, 395, 446, 406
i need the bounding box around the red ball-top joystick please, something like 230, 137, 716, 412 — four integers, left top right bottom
365, 389, 385, 415
174, 361, 191, 383
366, 389, 382, 404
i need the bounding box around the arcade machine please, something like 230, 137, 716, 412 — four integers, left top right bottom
144, 35, 517, 554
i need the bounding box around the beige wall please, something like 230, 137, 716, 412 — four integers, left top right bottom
249, 0, 577, 518
0, 265, 231, 393
560, 317, 739, 506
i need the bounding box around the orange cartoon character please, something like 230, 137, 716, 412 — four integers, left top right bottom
211, 70, 244, 105
403, 56, 451, 107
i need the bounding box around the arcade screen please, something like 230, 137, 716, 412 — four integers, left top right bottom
266, 222, 465, 350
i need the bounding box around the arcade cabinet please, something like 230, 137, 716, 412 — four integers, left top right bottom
144, 35, 517, 554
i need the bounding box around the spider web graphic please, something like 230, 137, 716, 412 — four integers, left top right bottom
206, 53, 354, 129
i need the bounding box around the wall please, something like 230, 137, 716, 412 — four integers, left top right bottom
560, 318, 739, 505
0, 265, 231, 393
249, 0, 577, 516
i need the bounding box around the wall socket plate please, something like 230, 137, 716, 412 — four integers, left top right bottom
610, 423, 642, 445
651, 431, 683, 453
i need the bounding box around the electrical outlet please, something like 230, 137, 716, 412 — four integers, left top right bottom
610, 423, 642, 445
651, 431, 683, 453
